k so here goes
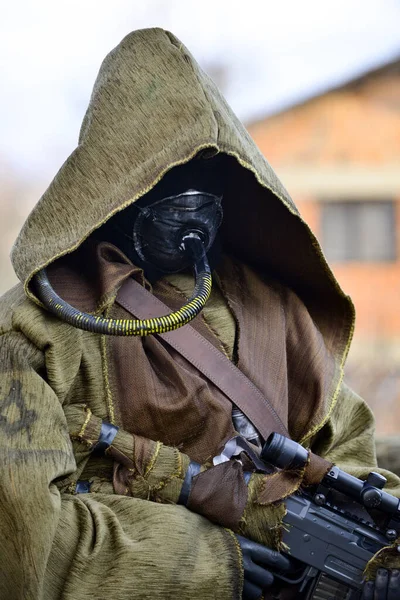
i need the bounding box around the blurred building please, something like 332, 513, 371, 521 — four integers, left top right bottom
247, 58, 400, 434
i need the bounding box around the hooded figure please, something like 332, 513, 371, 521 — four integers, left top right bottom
1, 28, 400, 600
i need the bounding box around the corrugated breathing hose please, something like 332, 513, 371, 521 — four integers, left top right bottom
33, 233, 212, 336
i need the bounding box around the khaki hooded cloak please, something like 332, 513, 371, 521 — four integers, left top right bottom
1, 28, 400, 600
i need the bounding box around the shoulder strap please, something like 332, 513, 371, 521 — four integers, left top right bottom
116, 277, 289, 442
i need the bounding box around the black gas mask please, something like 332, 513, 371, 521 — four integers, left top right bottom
33, 154, 225, 336
121, 188, 222, 276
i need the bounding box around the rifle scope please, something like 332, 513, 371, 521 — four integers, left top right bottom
262, 432, 400, 518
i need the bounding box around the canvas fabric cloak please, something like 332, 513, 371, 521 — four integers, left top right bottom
2, 28, 400, 600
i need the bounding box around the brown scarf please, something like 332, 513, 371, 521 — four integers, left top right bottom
102, 252, 336, 463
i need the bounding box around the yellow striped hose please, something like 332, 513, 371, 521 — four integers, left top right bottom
34, 235, 212, 336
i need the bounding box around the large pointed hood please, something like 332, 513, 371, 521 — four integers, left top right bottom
11, 27, 354, 370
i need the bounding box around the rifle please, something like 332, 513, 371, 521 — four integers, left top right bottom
261, 433, 400, 599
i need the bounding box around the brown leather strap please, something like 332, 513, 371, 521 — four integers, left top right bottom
116, 277, 289, 442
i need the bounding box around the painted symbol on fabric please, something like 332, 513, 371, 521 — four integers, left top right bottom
0, 380, 37, 442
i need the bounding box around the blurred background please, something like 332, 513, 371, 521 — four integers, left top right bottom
1, 1, 400, 444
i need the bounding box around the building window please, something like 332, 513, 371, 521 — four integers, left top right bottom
321, 200, 396, 262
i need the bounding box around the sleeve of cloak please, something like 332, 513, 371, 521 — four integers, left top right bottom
0, 330, 242, 600
310, 381, 400, 497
